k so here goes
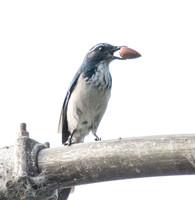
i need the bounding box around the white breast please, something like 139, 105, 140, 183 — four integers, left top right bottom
67, 61, 112, 142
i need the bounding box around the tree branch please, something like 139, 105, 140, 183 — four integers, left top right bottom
38, 134, 195, 191
1, 129, 195, 199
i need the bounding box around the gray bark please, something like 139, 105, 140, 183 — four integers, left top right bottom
38, 134, 195, 190
1, 133, 195, 199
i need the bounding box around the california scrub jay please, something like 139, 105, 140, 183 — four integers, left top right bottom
58, 43, 141, 145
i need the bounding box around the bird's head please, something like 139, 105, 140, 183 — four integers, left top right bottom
85, 43, 141, 63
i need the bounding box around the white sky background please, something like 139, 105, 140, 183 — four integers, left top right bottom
0, 0, 195, 199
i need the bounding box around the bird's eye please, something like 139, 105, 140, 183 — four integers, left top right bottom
98, 46, 104, 51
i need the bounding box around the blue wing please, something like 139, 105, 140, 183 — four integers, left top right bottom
58, 71, 81, 144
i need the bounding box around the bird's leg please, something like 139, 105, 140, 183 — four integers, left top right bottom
66, 131, 75, 146
93, 132, 101, 141
92, 125, 101, 141
66, 137, 72, 146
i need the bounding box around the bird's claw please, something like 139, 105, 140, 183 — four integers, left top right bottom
64, 141, 71, 146
65, 137, 74, 146
95, 137, 101, 141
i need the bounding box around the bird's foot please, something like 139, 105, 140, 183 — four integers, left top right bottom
94, 135, 101, 141
95, 137, 101, 141
65, 138, 74, 146
66, 141, 76, 146
64, 142, 71, 146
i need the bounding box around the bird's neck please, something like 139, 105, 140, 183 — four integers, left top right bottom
86, 61, 112, 90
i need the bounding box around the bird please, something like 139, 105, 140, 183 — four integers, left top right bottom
58, 43, 141, 145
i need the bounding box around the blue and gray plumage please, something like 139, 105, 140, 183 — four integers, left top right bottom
58, 43, 141, 145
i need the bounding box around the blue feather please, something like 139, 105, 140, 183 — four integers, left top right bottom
58, 71, 81, 143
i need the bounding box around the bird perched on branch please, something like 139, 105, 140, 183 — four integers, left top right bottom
58, 43, 141, 145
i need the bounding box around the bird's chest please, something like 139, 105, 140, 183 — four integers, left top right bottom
68, 64, 111, 122
74, 74, 111, 113
86, 61, 112, 90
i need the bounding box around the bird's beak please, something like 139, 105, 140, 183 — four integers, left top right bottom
111, 46, 141, 60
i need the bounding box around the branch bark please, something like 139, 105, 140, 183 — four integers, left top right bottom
1, 133, 195, 199
38, 134, 195, 191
